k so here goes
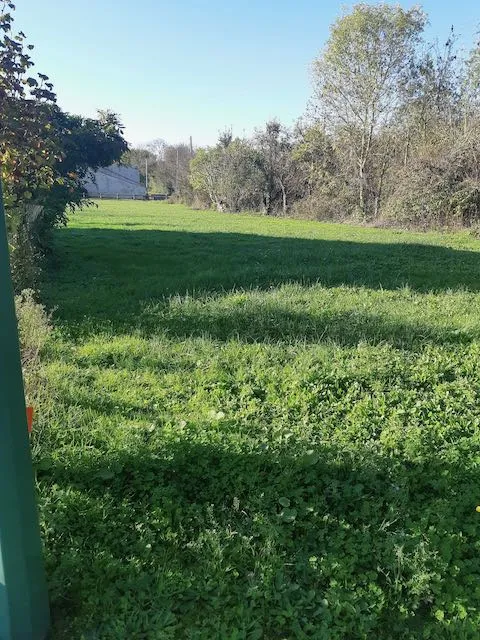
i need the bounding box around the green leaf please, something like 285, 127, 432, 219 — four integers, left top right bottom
35, 458, 53, 472
249, 627, 263, 640
95, 469, 115, 481
278, 497, 290, 507
280, 508, 297, 523
301, 450, 319, 466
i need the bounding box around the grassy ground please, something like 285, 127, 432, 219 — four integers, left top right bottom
37, 201, 480, 638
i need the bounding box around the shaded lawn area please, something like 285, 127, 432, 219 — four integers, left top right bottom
38, 202, 480, 638
47, 207, 480, 332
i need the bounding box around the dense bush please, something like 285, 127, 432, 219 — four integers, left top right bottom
383, 126, 480, 228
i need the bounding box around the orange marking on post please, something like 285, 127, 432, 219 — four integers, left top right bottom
26, 406, 34, 433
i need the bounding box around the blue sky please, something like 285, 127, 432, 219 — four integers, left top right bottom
14, 0, 480, 147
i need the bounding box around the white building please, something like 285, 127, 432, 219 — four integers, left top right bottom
84, 164, 146, 198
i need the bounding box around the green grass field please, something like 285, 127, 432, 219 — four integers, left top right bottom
37, 201, 480, 638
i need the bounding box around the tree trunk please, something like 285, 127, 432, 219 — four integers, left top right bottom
358, 122, 373, 217
263, 192, 271, 215
279, 179, 287, 215
374, 159, 388, 219
358, 160, 366, 215
403, 134, 410, 167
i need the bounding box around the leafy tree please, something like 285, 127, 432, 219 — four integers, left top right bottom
190, 147, 222, 207
0, 2, 127, 287
312, 3, 426, 216
0, 1, 59, 213
400, 31, 460, 156
291, 122, 355, 220
190, 137, 263, 211
161, 143, 193, 197
38, 108, 127, 245
292, 123, 337, 196
255, 120, 301, 215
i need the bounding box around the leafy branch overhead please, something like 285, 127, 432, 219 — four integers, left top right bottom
0, 2, 127, 289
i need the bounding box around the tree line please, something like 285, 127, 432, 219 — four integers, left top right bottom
131, 4, 480, 229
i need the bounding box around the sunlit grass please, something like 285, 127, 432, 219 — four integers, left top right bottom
38, 201, 480, 638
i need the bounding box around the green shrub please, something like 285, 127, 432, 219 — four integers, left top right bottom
291, 186, 359, 222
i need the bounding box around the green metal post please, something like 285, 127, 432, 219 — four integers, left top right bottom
0, 182, 50, 639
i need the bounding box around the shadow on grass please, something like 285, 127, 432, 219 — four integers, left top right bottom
141, 304, 477, 349
45, 228, 480, 336
40, 439, 479, 638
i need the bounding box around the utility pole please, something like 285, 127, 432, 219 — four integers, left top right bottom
189, 136, 193, 157
145, 158, 148, 194
0, 181, 50, 640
